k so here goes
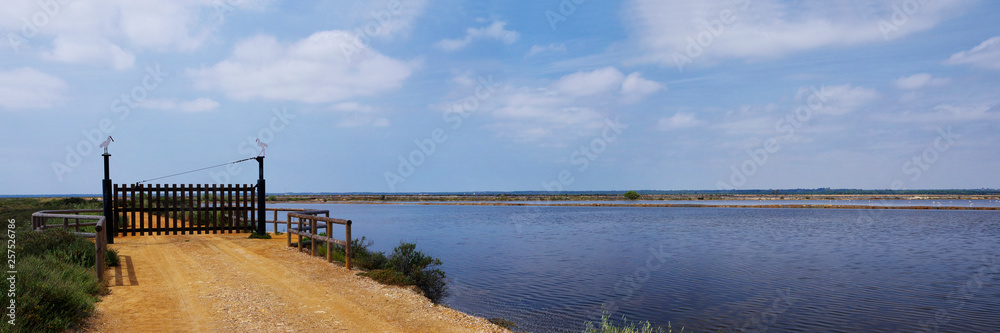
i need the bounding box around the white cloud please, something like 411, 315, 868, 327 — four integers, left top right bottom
337, 113, 390, 127
350, 0, 428, 39
551, 67, 663, 101
0, 68, 68, 109
877, 103, 999, 123
803, 84, 880, 116
893, 73, 951, 90
621, 72, 664, 103
435, 20, 520, 52
179, 98, 220, 112
625, 0, 976, 66
945, 36, 1000, 70
485, 67, 661, 145
140, 98, 219, 112
526, 43, 566, 57
329, 102, 374, 113
0, 0, 268, 69
41, 35, 136, 70
188, 31, 419, 103
554, 67, 625, 97
657, 112, 701, 130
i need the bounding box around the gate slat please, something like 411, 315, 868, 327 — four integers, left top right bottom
195, 185, 203, 235
170, 184, 177, 235
113, 184, 120, 237
130, 184, 136, 236
249, 184, 255, 233
229, 185, 236, 233
138, 184, 145, 236
155, 184, 162, 235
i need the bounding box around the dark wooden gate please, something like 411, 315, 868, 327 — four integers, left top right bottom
112, 184, 258, 236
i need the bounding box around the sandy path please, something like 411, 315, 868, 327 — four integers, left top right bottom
81, 228, 507, 332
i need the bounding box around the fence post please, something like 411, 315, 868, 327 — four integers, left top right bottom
95, 218, 105, 283
256, 157, 266, 235
103, 153, 114, 244
345, 220, 352, 270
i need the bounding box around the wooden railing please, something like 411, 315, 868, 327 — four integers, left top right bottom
31, 209, 108, 282
263, 207, 328, 232
285, 210, 353, 269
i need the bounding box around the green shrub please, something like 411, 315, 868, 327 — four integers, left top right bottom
624, 191, 641, 200
322, 237, 448, 304
1, 198, 119, 333
15, 256, 100, 333
248, 232, 271, 239
329, 236, 387, 270
386, 243, 448, 304
19, 228, 118, 268
358, 269, 414, 285
104, 248, 120, 267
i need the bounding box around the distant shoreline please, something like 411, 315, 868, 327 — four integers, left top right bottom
270, 194, 1000, 210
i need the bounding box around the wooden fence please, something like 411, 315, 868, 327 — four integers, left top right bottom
286, 211, 353, 269
112, 184, 257, 236
31, 210, 107, 282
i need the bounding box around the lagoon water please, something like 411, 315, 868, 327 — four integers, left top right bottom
275, 203, 1000, 332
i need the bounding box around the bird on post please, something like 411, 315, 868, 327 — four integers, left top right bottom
99, 136, 114, 154
256, 138, 268, 157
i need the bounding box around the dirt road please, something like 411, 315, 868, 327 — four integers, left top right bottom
81, 232, 507, 332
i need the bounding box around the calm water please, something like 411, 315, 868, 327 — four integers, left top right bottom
275, 204, 1000, 332
398, 199, 1000, 207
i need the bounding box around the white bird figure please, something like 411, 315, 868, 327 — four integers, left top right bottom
99, 136, 114, 154
256, 138, 268, 157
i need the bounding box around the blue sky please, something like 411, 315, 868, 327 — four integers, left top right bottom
2, 0, 999, 195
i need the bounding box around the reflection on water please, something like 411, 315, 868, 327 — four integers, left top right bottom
275, 204, 1000, 332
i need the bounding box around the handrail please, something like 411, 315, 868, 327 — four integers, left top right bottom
261, 207, 329, 232
31, 209, 107, 283
285, 211, 352, 269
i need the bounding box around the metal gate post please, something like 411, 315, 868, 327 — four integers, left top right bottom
103, 153, 114, 244
256, 156, 266, 235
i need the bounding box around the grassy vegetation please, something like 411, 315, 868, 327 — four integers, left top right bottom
315, 236, 449, 304
488, 317, 518, 330
584, 312, 685, 333
247, 232, 271, 239
1, 197, 120, 333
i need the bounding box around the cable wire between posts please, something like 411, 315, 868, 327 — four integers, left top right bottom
135, 157, 257, 184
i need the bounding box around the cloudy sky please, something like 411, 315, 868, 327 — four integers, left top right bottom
2, 0, 999, 195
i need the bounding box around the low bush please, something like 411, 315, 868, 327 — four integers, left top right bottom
16, 256, 101, 333
1, 198, 117, 333
324, 237, 448, 304
19, 228, 119, 268
329, 236, 387, 270
358, 269, 414, 286
386, 243, 448, 304
248, 232, 271, 239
